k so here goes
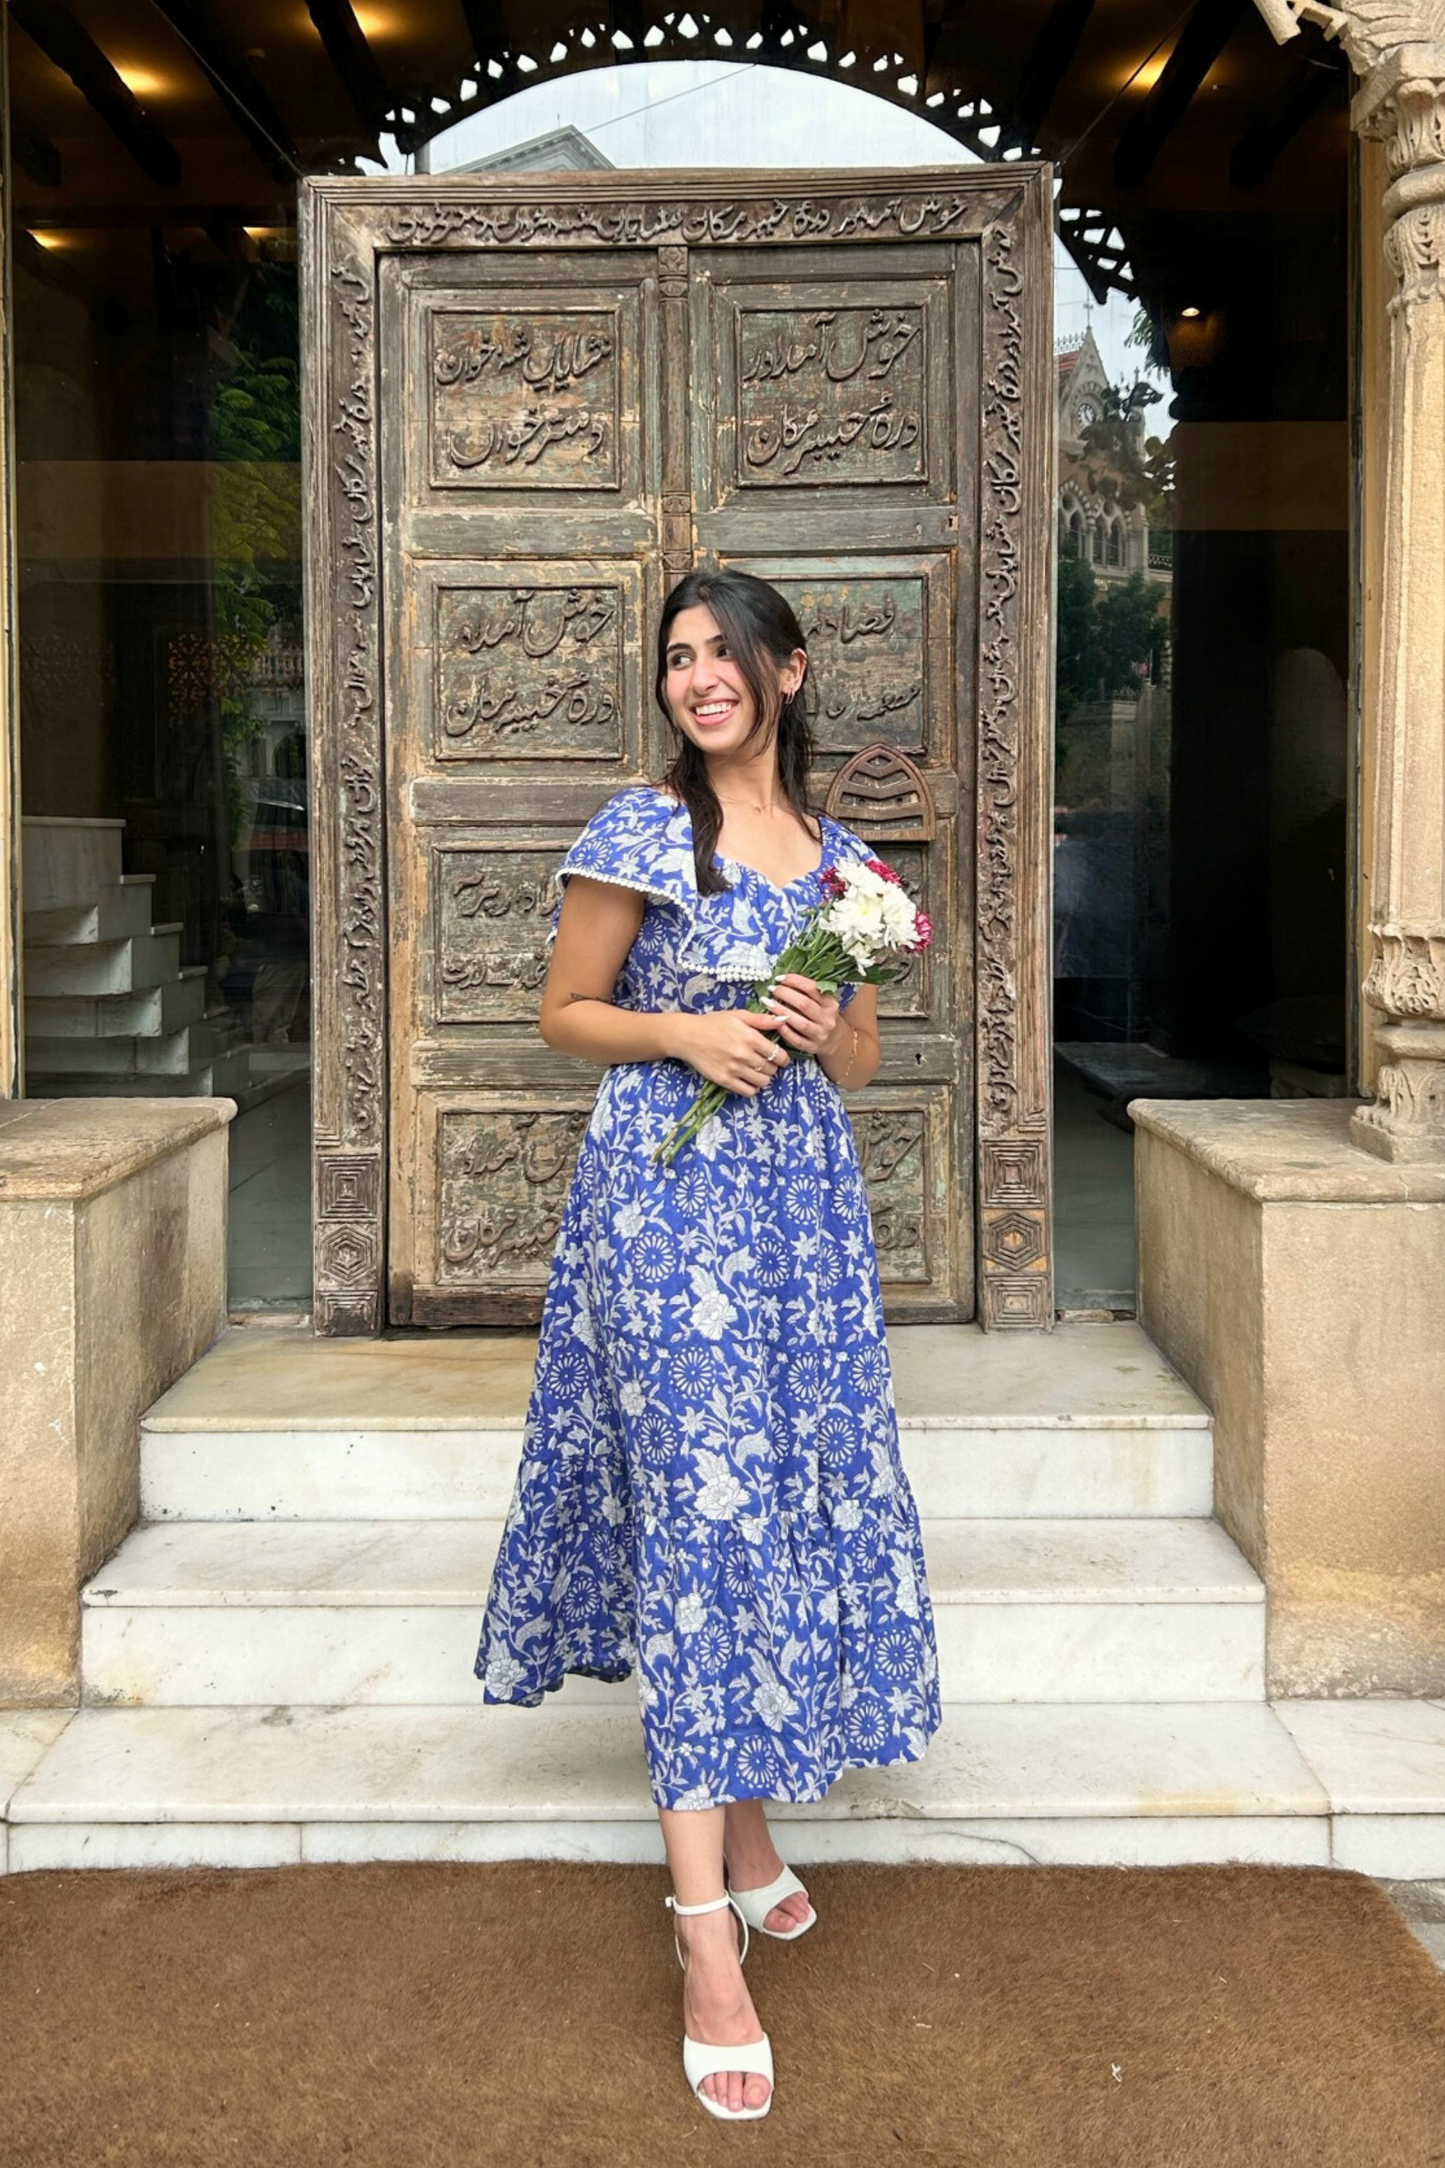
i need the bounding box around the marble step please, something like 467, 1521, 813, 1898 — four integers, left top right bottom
25, 925, 183, 998
26, 966, 208, 1045
138, 1322, 1215, 1524
142, 1422, 1214, 1525
25, 874, 157, 947
26, 1022, 227, 1080
81, 1517, 1263, 1708
3, 1701, 1331, 1873
21, 814, 125, 913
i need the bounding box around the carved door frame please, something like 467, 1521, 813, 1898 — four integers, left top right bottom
300, 169, 1056, 1334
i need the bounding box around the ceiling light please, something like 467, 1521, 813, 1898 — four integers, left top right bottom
113, 63, 169, 98
351, 6, 401, 38
28, 230, 68, 250
1180, 305, 1202, 319
1129, 52, 1170, 92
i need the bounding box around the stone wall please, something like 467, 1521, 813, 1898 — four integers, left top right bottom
0, 1099, 233, 1704
1136, 1098, 1445, 1694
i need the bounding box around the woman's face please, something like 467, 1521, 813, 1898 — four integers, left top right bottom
662, 603, 803, 761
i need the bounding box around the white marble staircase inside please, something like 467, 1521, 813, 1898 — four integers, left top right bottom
6, 1324, 1445, 1876
21, 814, 253, 1099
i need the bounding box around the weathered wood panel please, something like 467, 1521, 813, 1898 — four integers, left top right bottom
301, 170, 1055, 1333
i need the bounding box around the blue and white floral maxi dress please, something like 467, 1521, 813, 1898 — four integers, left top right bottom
476, 784, 941, 1811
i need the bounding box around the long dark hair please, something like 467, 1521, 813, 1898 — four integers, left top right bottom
654, 568, 820, 896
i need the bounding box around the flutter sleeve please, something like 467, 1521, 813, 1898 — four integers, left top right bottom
542, 787, 698, 955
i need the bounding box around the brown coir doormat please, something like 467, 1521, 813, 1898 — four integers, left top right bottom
3, 1862, 1445, 2168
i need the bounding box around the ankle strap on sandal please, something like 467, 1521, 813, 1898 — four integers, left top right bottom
665, 1888, 750, 1971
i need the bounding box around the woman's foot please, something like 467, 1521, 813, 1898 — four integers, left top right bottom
674, 1904, 772, 2115
723, 1799, 813, 1935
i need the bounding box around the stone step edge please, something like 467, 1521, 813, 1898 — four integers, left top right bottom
4, 1703, 1326, 1826
82, 1552, 1262, 1615
139, 1411, 1214, 1437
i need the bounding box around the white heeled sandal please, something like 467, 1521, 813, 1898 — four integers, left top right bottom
727, 1863, 817, 1941
664, 1892, 774, 2122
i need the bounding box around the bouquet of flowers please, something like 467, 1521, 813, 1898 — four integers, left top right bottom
652, 853, 933, 1167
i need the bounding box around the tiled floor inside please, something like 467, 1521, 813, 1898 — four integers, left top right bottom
225, 1060, 1143, 1317
227, 1076, 312, 1312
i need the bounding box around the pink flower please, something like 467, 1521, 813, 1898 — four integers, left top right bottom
820, 864, 848, 898
865, 857, 904, 886
907, 912, 934, 953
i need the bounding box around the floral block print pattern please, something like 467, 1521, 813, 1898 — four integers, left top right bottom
475, 785, 941, 1810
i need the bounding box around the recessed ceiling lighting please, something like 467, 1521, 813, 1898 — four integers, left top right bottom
112, 63, 170, 98
1180, 305, 1203, 319
352, 5, 402, 36
1128, 52, 1170, 93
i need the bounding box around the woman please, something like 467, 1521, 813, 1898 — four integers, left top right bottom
476, 568, 941, 2121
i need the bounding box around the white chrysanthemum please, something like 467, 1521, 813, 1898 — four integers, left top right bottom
690, 1277, 736, 1341
752, 1677, 797, 1731
690, 1446, 746, 1518
820, 862, 921, 971
485, 1652, 527, 1698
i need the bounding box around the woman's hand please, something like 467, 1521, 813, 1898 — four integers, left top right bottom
672, 1008, 794, 1097
762, 973, 843, 1058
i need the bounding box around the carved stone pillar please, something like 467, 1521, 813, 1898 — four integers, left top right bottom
1256, 5, 1445, 1159
1351, 49, 1445, 1159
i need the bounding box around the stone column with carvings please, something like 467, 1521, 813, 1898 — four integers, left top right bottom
1352, 44, 1445, 1159
1258, 4, 1445, 1159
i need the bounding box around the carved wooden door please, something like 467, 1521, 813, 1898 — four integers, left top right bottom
306, 172, 1053, 1335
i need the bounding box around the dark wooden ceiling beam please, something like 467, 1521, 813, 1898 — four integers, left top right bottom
9, 0, 181, 188
11, 112, 63, 190
1112, 0, 1251, 191
1229, 43, 1338, 186
303, 0, 387, 145
146, 0, 302, 181
1003, 0, 1096, 147
457, 0, 511, 64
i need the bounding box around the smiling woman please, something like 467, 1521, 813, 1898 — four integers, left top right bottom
476, 564, 939, 2118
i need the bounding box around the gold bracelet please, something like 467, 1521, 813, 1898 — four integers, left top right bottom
836, 1023, 861, 1089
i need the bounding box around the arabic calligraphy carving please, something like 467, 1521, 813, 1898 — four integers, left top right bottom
851, 1108, 928, 1278
437, 1109, 589, 1280
435, 584, 622, 759
430, 307, 619, 486
741, 308, 919, 385
737, 305, 926, 486
434, 849, 558, 1022
382, 193, 975, 254
433, 317, 613, 390
779, 575, 929, 753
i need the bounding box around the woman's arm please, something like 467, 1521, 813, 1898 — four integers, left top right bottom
538, 877, 680, 1062
539, 875, 799, 1098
